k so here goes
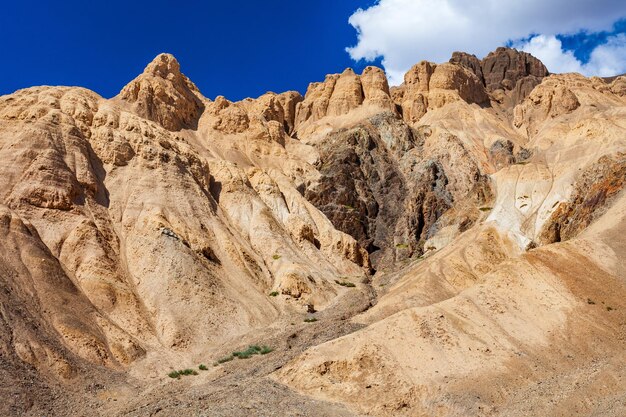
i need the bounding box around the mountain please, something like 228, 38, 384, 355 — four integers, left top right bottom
0, 48, 625, 416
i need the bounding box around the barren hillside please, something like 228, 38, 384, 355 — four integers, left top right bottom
0, 48, 625, 416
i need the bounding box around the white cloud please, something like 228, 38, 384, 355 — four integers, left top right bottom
513, 34, 626, 77
347, 0, 626, 84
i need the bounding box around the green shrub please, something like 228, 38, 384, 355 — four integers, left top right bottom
214, 344, 274, 364
180, 369, 198, 376
234, 346, 258, 358
395, 243, 409, 249
272, 254, 281, 260
335, 280, 356, 288
269, 291, 279, 297
479, 207, 492, 212
199, 364, 208, 371
304, 318, 318, 323
168, 368, 198, 378
214, 355, 234, 365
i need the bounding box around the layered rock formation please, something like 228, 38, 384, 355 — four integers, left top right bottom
1, 47, 625, 417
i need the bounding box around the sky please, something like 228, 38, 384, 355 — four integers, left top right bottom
1, 1, 626, 100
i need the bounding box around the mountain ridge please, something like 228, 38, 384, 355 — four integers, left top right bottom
0, 47, 625, 416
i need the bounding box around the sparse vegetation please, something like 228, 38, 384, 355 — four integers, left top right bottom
180, 368, 198, 375
269, 291, 279, 297
167, 368, 198, 379
259, 346, 273, 354
335, 280, 356, 287
214, 355, 234, 366
199, 364, 208, 371
304, 317, 318, 323
213, 345, 274, 364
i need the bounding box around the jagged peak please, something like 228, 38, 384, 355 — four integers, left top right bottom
143, 53, 183, 79
118, 53, 203, 131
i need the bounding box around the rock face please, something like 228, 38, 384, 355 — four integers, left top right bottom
305, 113, 490, 266
1, 49, 626, 417
539, 153, 626, 244
513, 74, 581, 135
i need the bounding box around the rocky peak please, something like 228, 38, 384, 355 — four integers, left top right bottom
326, 68, 364, 116
143, 53, 185, 80
393, 60, 487, 124
294, 67, 395, 130
480, 47, 548, 91
118, 53, 204, 131
449, 52, 483, 80
361, 66, 394, 110
449, 47, 549, 107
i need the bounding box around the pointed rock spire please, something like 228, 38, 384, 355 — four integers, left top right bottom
118, 53, 204, 131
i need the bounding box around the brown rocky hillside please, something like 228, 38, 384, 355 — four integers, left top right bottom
0, 48, 625, 416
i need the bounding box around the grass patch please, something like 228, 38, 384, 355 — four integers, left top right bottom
304, 317, 318, 323
269, 291, 279, 297
213, 345, 274, 364
479, 207, 492, 212
180, 369, 197, 376
335, 280, 356, 287
198, 364, 208, 371
167, 368, 198, 379
272, 254, 281, 260
214, 355, 235, 366
259, 346, 273, 354
233, 345, 273, 359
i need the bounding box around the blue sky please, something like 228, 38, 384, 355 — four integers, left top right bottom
0, 0, 378, 100
2, 1, 625, 100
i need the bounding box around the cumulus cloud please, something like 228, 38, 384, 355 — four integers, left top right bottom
513, 34, 626, 76
347, 0, 626, 84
